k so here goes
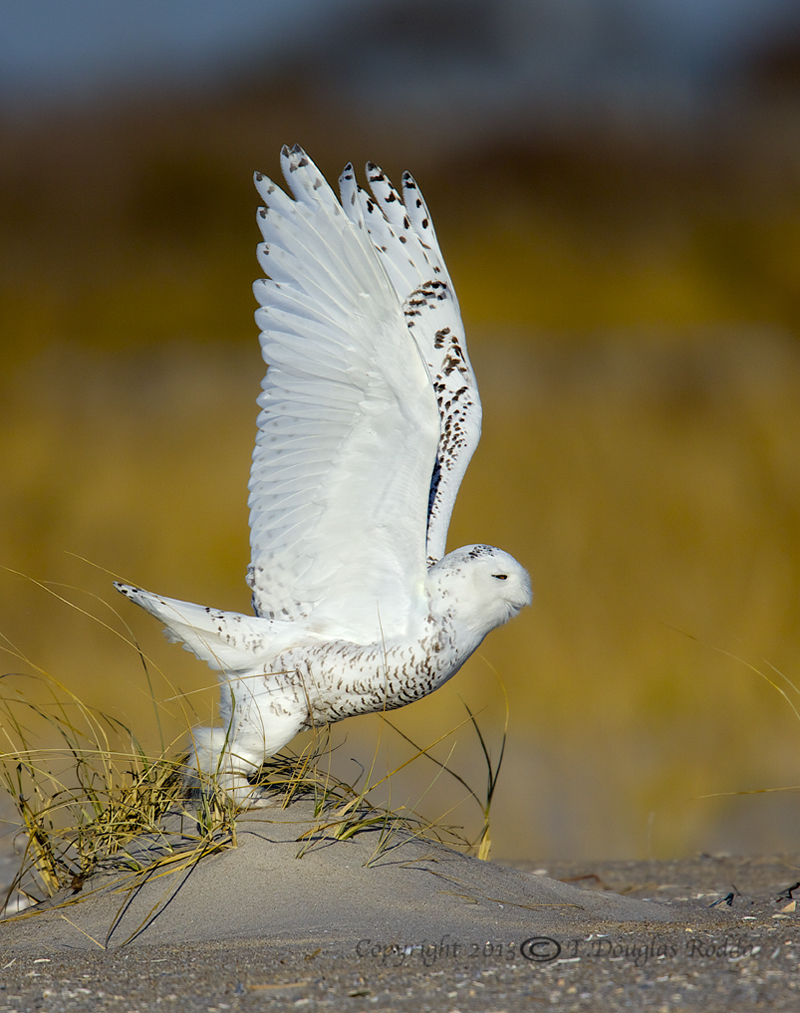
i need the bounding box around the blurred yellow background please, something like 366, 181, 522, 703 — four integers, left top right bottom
3, 1, 800, 860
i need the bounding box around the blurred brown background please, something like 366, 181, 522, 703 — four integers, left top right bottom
3, 0, 800, 861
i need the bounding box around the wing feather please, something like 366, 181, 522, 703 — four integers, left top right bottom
248, 145, 439, 640
340, 163, 482, 563
401, 171, 455, 291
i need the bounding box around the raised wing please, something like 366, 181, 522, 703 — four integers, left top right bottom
248, 145, 440, 641
339, 163, 482, 564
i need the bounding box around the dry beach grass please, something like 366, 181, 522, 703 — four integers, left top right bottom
0, 652, 515, 916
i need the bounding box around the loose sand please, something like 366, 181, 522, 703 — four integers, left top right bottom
1, 801, 799, 1010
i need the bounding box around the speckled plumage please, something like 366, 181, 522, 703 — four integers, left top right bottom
116, 145, 531, 806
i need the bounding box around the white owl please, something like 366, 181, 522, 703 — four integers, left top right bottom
117, 146, 531, 805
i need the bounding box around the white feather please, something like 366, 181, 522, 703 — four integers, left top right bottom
339, 161, 481, 563
248, 145, 438, 642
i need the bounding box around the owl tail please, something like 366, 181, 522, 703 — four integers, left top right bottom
114, 582, 266, 672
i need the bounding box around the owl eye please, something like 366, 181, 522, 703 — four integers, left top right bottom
492, 573, 508, 580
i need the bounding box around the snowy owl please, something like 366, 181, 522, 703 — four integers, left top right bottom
116, 145, 531, 805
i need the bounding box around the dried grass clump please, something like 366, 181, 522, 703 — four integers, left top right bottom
0, 661, 507, 922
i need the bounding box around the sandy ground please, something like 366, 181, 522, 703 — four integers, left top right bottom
0, 801, 799, 1010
